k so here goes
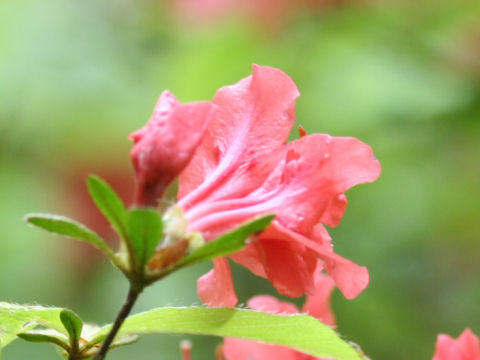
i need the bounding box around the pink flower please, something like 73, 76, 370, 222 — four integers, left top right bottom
176, 65, 381, 306
170, 0, 290, 26
433, 329, 480, 360
130, 91, 215, 206
222, 268, 336, 360
169, 0, 346, 29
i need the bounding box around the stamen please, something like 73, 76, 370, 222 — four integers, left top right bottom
180, 340, 193, 360
297, 125, 307, 138
215, 343, 225, 360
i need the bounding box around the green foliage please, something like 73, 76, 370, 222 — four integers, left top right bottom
0, 302, 364, 359
147, 215, 274, 280
0, 302, 64, 349
86, 174, 128, 240
60, 310, 83, 348
126, 208, 163, 267
0, 303, 139, 356
176, 215, 274, 268
25, 214, 114, 258
88, 307, 364, 360
17, 331, 69, 351
105, 334, 139, 349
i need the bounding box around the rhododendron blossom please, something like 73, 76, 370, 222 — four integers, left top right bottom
175, 65, 381, 306
223, 269, 335, 360
433, 328, 480, 360
131, 65, 380, 307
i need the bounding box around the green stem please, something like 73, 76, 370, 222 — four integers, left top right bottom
68, 353, 81, 360
92, 285, 143, 360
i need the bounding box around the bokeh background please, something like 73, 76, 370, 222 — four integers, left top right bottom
1, 0, 480, 358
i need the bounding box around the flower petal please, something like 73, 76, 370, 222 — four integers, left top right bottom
320, 194, 347, 228
183, 134, 380, 240
197, 257, 238, 307
260, 134, 381, 236
178, 65, 299, 208
130, 91, 215, 206
302, 268, 336, 327
247, 295, 299, 314
223, 338, 302, 360
433, 328, 480, 360
255, 238, 316, 298
263, 222, 369, 299
310, 244, 369, 301
229, 243, 267, 278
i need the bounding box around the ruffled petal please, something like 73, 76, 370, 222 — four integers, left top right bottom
302, 267, 336, 327
320, 194, 347, 228
255, 237, 315, 297
130, 91, 215, 206
229, 243, 267, 278
178, 65, 299, 208
197, 257, 238, 307
264, 222, 369, 299
183, 133, 380, 242
259, 134, 381, 236
433, 328, 480, 360
322, 254, 369, 300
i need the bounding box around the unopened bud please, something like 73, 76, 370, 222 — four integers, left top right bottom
148, 239, 189, 271
130, 91, 215, 206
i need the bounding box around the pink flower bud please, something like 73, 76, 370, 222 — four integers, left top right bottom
130, 91, 215, 206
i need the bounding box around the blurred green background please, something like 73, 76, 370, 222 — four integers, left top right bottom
1, 0, 480, 359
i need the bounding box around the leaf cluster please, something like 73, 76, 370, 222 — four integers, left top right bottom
25, 175, 273, 286
0, 302, 364, 360
15, 174, 367, 359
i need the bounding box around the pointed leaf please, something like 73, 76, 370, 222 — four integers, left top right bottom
176, 215, 274, 268
0, 302, 65, 349
60, 310, 83, 346
25, 214, 114, 257
17, 330, 69, 350
89, 307, 364, 360
127, 209, 163, 266
87, 174, 128, 239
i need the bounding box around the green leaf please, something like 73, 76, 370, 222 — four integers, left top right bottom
87, 174, 128, 239
0, 303, 133, 354
110, 334, 139, 349
17, 330, 69, 350
127, 209, 163, 266
0, 302, 65, 349
25, 214, 114, 257
90, 307, 364, 360
176, 215, 274, 268
60, 310, 83, 346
